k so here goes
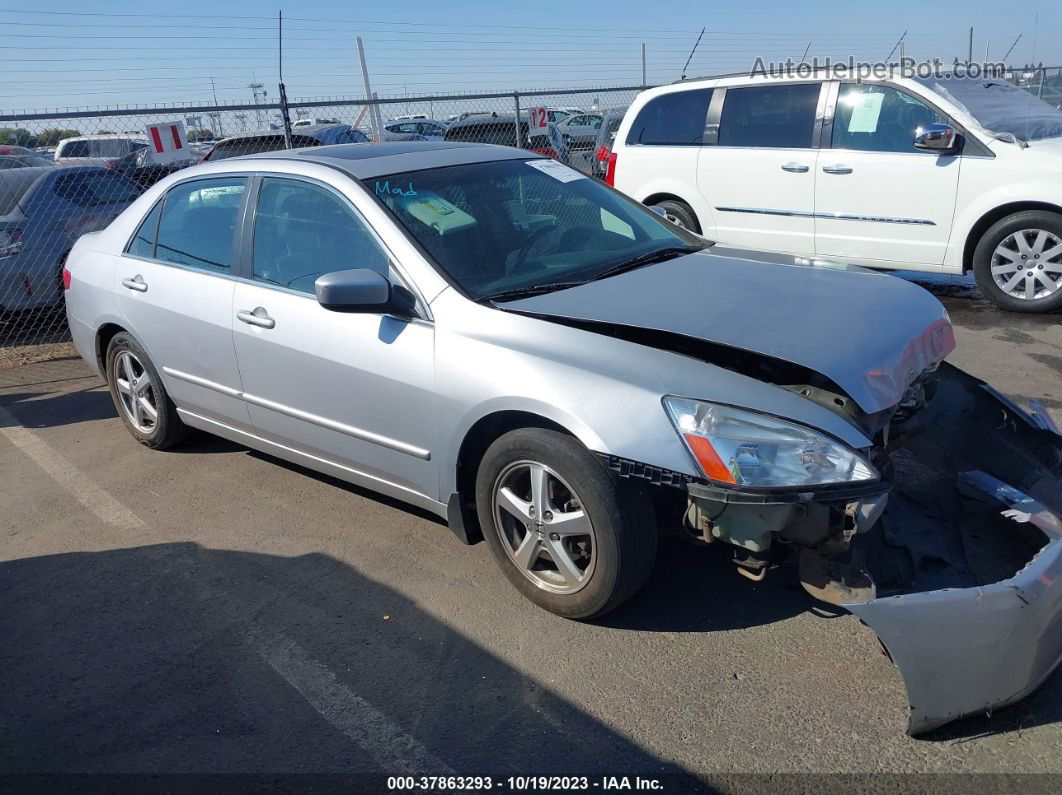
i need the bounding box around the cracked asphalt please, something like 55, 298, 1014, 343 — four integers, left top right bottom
1, 275, 1060, 787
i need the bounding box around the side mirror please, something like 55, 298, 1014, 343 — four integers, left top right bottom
314, 269, 416, 316
914, 123, 960, 153
648, 205, 668, 218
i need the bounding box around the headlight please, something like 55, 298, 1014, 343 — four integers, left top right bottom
663, 397, 876, 488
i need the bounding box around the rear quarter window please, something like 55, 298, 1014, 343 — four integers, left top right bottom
625, 89, 714, 146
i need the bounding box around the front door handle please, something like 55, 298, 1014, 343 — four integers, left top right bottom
121, 275, 148, 292
822, 164, 854, 174
237, 307, 275, 329
781, 162, 810, 173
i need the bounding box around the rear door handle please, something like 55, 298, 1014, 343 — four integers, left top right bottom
781, 162, 810, 173
822, 164, 854, 174
121, 275, 148, 292
237, 308, 275, 329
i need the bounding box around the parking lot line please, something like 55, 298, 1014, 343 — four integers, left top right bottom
0, 404, 144, 531
247, 628, 454, 776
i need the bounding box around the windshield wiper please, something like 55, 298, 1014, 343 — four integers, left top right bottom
479, 281, 586, 304
585, 245, 702, 283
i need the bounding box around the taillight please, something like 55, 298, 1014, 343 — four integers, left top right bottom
595, 145, 610, 162
62, 265, 72, 291
0, 228, 23, 258
604, 152, 618, 186
530, 146, 559, 159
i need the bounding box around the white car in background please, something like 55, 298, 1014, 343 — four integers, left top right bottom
54, 134, 149, 167
610, 71, 1062, 313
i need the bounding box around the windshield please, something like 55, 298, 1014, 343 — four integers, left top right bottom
914, 76, 1062, 142
372, 158, 704, 301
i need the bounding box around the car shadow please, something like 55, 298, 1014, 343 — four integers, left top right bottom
0, 542, 709, 788
0, 387, 116, 429
598, 537, 813, 633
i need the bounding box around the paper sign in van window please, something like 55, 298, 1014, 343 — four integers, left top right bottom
846, 92, 885, 133
525, 159, 585, 183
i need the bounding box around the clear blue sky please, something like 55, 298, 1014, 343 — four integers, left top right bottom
1, 0, 1059, 112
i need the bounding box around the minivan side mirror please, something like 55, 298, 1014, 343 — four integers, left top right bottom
314, 269, 416, 316
913, 123, 960, 153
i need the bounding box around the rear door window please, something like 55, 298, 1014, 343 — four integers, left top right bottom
154, 177, 247, 273
718, 83, 821, 148
51, 171, 143, 207
625, 89, 714, 146
58, 140, 91, 158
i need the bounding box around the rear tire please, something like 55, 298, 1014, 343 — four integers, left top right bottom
106, 332, 189, 450
972, 210, 1062, 313
475, 428, 657, 619
651, 199, 700, 234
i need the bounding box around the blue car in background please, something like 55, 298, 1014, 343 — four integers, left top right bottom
0, 166, 142, 314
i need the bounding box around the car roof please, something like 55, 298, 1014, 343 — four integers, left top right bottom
215, 124, 351, 143
241, 141, 542, 179
59, 134, 147, 142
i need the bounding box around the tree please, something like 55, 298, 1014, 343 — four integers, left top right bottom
35, 128, 82, 146
186, 128, 215, 142
0, 127, 36, 147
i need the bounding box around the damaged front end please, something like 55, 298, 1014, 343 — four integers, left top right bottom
683, 363, 1062, 734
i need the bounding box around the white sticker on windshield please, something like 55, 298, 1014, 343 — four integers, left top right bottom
524, 159, 586, 182
847, 91, 885, 133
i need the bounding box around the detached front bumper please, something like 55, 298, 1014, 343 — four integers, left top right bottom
844, 364, 1062, 734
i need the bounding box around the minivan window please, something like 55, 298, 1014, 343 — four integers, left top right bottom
718, 83, 821, 148
832, 84, 946, 153
251, 178, 391, 294
155, 177, 247, 273
58, 140, 91, 158
625, 89, 713, 146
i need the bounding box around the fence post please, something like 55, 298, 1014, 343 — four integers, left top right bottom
513, 91, 522, 149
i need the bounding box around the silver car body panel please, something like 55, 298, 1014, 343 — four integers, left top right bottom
63, 143, 1062, 734
502, 245, 955, 415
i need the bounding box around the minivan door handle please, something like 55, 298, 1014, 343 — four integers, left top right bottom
822, 164, 854, 174
121, 275, 148, 293
781, 162, 810, 173
237, 308, 276, 329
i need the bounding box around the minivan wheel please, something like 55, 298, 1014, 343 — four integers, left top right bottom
651, 199, 700, 234
106, 333, 189, 449
973, 210, 1062, 313
475, 428, 656, 619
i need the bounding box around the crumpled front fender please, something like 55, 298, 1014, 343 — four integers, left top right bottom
844, 364, 1062, 735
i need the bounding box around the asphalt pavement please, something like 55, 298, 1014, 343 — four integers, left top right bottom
1, 276, 1061, 788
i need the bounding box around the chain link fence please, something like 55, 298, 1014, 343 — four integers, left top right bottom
2, 67, 1061, 357
0, 85, 644, 355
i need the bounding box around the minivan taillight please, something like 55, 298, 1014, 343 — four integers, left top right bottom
595, 145, 610, 162
604, 152, 618, 186
62, 265, 72, 291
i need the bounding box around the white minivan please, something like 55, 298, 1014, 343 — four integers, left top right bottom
610, 71, 1062, 312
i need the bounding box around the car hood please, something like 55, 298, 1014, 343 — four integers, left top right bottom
501, 246, 955, 415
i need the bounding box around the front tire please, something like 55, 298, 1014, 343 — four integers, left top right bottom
106, 332, 189, 449
973, 210, 1062, 313
475, 428, 657, 619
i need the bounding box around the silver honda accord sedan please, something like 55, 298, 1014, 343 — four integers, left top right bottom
64, 142, 1062, 734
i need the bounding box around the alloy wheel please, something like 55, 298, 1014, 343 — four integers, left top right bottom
114, 350, 159, 435
990, 229, 1062, 301
491, 460, 596, 594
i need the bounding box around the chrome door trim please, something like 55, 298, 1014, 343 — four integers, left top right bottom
714, 206, 936, 226
241, 392, 431, 460
176, 408, 445, 516
162, 367, 242, 398
163, 367, 432, 460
